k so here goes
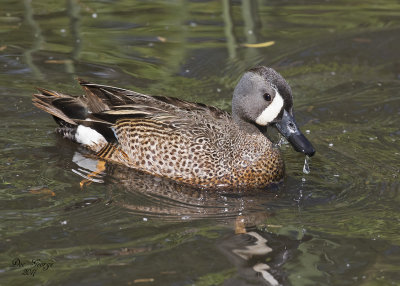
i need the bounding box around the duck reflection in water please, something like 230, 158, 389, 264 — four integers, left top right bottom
72, 151, 278, 221
70, 151, 310, 285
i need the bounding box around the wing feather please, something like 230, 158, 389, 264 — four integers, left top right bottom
34, 79, 231, 146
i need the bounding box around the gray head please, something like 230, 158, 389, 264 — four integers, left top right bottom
232, 66, 315, 157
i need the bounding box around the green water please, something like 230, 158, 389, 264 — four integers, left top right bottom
0, 0, 399, 285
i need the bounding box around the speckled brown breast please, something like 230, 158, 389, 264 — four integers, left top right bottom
96, 113, 284, 190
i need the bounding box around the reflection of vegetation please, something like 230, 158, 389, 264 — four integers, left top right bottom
3, 0, 400, 98
23, 0, 44, 79
1, 0, 400, 285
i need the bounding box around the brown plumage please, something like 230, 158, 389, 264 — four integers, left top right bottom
33, 67, 315, 190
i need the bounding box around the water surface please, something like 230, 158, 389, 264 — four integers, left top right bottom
0, 0, 399, 285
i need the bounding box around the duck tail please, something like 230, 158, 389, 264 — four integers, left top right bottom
33, 88, 80, 125
33, 87, 90, 140
33, 85, 116, 149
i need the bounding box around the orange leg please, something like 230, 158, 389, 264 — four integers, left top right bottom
80, 160, 106, 189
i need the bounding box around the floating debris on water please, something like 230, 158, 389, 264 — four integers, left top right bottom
157, 36, 167, 42
303, 156, 311, 174
241, 41, 275, 48
29, 186, 55, 197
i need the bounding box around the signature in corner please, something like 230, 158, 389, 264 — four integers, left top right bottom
11, 257, 54, 277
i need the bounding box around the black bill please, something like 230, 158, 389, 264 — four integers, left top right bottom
275, 110, 316, 157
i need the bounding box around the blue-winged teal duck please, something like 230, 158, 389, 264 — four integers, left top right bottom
33, 66, 315, 189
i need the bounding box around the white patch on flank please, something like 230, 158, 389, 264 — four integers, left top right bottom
255, 90, 284, 126
75, 125, 106, 146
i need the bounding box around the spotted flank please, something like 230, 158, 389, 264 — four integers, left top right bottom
33, 66, 315, 189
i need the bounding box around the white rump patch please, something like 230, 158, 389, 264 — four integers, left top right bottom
255, 91, 284, 126
75, 125, 107, 146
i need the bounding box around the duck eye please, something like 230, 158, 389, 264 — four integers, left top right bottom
263, 93, 271, 101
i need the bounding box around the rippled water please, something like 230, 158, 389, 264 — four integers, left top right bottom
0, 0, 399, 285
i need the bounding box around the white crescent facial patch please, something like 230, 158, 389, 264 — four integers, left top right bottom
255, 90, 284, 126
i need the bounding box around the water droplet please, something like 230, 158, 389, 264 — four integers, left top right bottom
303, 156, 310, 174
277, 137, 288, 147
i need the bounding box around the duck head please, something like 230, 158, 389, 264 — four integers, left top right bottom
232, 66, 315, 157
